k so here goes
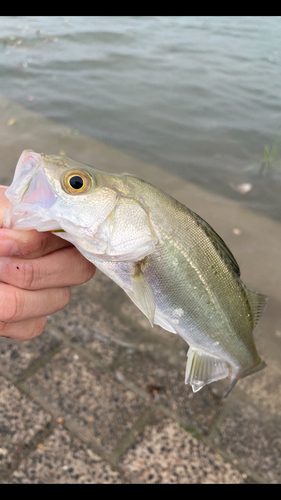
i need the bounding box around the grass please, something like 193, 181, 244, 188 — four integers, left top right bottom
259, 131, 281, 177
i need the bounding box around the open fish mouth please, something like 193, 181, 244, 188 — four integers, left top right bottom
3, 150, 61, 232
3, 204, 62, 232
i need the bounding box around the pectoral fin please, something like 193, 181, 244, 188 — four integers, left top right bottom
129, 262, 156, 327
154, 310, 177, 334
185, 347, 229, 392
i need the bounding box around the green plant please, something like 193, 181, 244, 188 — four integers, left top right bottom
260, 132, 281, 176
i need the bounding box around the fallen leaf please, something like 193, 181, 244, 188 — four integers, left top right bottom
7, 118, 16, 126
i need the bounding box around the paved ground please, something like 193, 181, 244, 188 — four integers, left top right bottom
0, 95, 280, 483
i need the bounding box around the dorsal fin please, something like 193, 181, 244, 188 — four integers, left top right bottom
245, 287, 268, 329
194, 212, 241, 276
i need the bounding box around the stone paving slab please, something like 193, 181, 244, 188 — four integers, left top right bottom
4, 426, 124, 484
0, 329, 62, 380
238, 358, 281, 418
0, 375, 52, 479
212, 395, 281, 484
119, 343, 225, 435
48, 274, 144, 352
47, 275, 226, 437
121, 417, 244, 484
22, 347, 148, 455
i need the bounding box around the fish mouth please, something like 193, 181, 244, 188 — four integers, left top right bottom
3, 150, 61, 232
3, 203, 62, 232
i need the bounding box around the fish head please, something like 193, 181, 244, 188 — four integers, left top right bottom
4, 150, 155, 261
4, 150, 120, 244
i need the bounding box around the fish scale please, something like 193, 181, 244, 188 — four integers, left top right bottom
127, 178, 256, 347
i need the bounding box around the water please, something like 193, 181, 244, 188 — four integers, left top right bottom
0, 16, 281, 220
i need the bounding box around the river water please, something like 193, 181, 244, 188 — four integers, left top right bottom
0, 16, 281, 220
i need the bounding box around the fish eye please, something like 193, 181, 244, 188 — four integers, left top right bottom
69, 175, 84, 190
63, 170, 93, 195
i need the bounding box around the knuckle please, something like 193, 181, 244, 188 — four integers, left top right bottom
24, 233, 48, 259
71, 249, 95, 285
18, 260, 37, 289
20, 232, 49, 259
0, 321, 9, 334
13, 231, 39, 258
1, 287, 23, 322
37, 233, 50, 256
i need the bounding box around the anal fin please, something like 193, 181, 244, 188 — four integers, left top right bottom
185, 347, 229, 392
130, 262, 155, 327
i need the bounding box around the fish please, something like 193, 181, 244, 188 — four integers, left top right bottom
3, 150, 268, 396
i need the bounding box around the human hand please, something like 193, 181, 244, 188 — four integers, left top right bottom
0, 186, 96, 340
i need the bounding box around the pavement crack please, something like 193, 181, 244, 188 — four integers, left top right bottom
109, 408, 155, 467
15, 342, 65, 383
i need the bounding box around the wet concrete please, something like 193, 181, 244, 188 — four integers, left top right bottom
0, 94, 280, 483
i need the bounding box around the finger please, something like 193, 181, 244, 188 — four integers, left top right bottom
0, 246, 96, 290
0, 185, 72, 258
0, 227, 72, 258
0, 283, 71, 323
0, 186, 9, 227
0, 316, 47, 341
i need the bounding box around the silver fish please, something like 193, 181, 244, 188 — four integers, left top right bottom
4, 150, 268, 395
